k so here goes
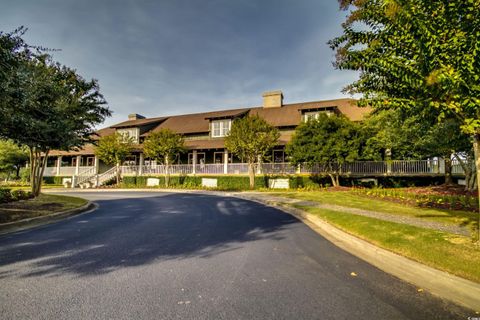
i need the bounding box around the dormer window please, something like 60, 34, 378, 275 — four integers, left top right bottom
211, 119, 231, 137
303, 110, 333, 122
117, 127, 140, 143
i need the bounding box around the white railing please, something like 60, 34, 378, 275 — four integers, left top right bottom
76, 167, 97, 185
43, 167, 57, 177
227, 163, 249, 174
195, 164, 224, 174
43, 160, 468, 179
261, 163, 297, 174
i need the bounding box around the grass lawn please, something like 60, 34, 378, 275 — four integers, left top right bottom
298, 205, 480, 283
0, 194, 87, 224
269, 191, 478, 233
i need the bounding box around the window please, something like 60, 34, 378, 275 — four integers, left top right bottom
211, 120, 231, 137
117, 128, 140, 143
303, 111, 333, 122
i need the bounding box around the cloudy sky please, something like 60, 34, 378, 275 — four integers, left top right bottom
0, 0, 358, 127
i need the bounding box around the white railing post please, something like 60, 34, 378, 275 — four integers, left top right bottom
56, 156, 62, 176
192, 150, 197, 175
223, 149, 228, 174
75, 155, 81, 175
139, 153, 144, 176
94, 156, 99, 174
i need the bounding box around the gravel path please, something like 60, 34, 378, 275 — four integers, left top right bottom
238, 194, 470, 237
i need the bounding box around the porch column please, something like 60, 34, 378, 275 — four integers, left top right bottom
223, 149, 228, 174
56, 156, 62, 176
94, 156, 100, 174
139, 153, 144, 176
75, 155, 81, 175
192, 150, 197, 175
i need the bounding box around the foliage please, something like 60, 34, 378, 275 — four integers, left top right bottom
0, 188, 33, 204
329, 0, 480, 236
353, 188, 478, 212
286, 113, 362, 186
95, 133, 134, 185
1, 29, 110, 196
0, 140, 28, 179
225, 115, 280, 189
143, 129, 185, 187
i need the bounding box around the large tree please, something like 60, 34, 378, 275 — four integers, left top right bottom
95, 133, 134, 185
143, 129, 185, 187
286, 113, 362, 187
330, 0, 480, 238
1, 54, 110, 196
225, 115, 279, 189
0, 140, 29, 180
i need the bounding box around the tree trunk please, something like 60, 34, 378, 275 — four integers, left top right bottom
473, 134, 480, 242
248, 162, 255, 190
328, 174, 338, 187
444, 156, 453, 185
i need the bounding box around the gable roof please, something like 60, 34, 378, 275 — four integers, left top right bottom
110, 116, 168, 129
142, 98, 370, 136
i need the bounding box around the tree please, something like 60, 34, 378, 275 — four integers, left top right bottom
0, 51, 110, 196
95, 133, 134, 185
362, 110, 472, 186
0, 140, 29, 180
286, 113, 362, 187
329, 0, 480, 238
143, 129, 185, 187
225, 115, 279, 189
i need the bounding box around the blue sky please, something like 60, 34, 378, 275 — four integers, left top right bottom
0, 0, 358, 127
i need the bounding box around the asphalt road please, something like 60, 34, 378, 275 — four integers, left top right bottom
0, 192, 472, 319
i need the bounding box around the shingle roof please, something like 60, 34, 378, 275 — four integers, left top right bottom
110, 116, 167, 128
49, 98, 371, 155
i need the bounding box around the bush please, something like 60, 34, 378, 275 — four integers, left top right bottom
0, 188, 12, 203
10, 189, 33, 201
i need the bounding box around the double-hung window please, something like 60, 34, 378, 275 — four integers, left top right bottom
211, 120, 231, 137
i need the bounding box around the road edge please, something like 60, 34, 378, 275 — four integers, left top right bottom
0, 201, 96, 235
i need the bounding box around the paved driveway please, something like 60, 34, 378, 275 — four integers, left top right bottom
0, 192, 470, 319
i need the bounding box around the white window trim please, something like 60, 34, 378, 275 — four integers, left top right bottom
211, 120, 232, 138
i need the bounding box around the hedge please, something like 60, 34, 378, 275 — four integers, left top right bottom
0, 188, 33, 203
120, 174, 447, 190
121, 175, 334, 190
42, 176, 70, 185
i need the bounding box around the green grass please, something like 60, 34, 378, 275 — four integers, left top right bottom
0, 194, 87, 223
269, 191, 478, 232
299, 205, 480, 283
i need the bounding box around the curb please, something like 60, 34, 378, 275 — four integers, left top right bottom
234, 194, 480, 312
0, 201, 96, 235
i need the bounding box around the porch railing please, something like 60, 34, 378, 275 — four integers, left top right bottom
42, 159, 467, 178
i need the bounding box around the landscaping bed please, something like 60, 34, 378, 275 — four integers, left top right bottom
0, 194, 88, 224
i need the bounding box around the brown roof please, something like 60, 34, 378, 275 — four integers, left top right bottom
143, 107, 252, 136
184, 138, 226, 150
111, 116, 167, 128
50, 97, 371, 155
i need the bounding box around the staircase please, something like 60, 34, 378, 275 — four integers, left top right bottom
75, 166, 118, 188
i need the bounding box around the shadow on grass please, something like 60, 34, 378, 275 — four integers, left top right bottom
0, 194, 298, 278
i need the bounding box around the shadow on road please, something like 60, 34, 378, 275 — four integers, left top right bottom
0, 194, 299, 277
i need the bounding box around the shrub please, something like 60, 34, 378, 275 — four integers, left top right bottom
10, 189, 33, 201
0, 188, 12, 203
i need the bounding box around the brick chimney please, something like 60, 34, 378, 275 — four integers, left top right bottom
128, 113, 145, 120
262, 90, 283, 108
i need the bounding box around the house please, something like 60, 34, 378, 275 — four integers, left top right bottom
45, 91, 371, 177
